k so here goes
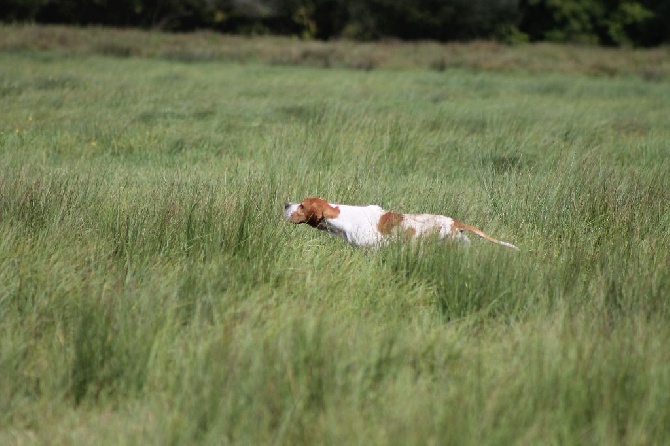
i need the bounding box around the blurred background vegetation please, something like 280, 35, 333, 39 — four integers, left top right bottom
2, 0, 669, 46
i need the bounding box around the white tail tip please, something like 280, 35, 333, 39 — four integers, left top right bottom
499, 241, 520, 251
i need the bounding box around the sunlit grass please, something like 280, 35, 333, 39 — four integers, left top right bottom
1, 30, 670, 444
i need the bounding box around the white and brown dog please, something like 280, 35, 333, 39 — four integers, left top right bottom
284, 197, 518, 250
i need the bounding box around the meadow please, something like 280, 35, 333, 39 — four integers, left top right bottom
1, 26, 669, 445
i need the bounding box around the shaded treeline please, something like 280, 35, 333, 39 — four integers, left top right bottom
2, 0, 669, 47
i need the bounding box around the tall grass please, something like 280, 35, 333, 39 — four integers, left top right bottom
1, 34, 669, 444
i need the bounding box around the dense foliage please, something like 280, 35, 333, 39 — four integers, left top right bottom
2, 0, 669, 46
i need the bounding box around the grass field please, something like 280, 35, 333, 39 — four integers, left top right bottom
1, 26, 670, 445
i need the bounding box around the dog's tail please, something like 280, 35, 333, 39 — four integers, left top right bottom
454, 220, 519, 251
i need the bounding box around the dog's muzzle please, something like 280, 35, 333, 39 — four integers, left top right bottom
284, 202, 298, 221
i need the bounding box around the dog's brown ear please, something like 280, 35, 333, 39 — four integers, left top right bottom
323, 204, 340, 219
300, 198, 340, 226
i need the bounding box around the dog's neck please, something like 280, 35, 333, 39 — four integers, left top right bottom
317, 204, 385, 246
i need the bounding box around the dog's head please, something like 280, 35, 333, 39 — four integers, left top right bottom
284, 197, 340, 227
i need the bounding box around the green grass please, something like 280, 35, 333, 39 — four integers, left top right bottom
1, 27, 670, 445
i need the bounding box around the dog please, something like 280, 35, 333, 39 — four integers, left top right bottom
284, 197, 519, 250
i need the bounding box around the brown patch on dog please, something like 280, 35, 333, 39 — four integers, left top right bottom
289, 197, 340, 227
377, 211, 404, 235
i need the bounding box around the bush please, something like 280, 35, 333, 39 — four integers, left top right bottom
520, 0, 656, 45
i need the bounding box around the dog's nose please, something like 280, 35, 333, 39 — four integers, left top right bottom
284, 202, 290, 210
